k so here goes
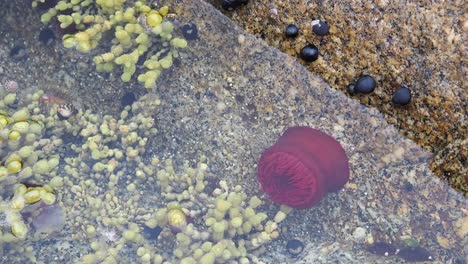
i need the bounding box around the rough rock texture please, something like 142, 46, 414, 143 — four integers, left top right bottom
207, 0, 467, 195
0, 0, 466, 263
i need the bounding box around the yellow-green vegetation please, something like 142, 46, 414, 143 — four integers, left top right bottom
46, 96, 290, 262
1, 83, 289, 262
32, 0, 188, 88
142, 165, 293, 263
0, 184, 56, 239
68, 158, 291, 263
0, 86, 62, 242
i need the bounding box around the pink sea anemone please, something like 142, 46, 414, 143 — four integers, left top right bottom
258, 127, 350, 209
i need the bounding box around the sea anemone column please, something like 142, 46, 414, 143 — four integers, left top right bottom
258, 127, 350, 209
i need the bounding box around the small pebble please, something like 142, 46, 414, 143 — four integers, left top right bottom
237, 34, 246, 44
404, 180, 414, 191
347, 83, 356, 95
352, 227, 367, 242
392, 86, 412, 106
143, 225, 162, 241
300, 44, 319, 62
286, 239, 304, 256
39, 28, 55, 46
32, 203, 65, 234
222, 0, 248, 11
312, 19, 330, 36
355, 75, 376, 93
397, 246, 433, 262
367, 242, 397, 256
285, 24, 299, 38
9, 45, 27, 61
35, 0, 58, 10
181, 23, 198, 41
121, 92, 136, 108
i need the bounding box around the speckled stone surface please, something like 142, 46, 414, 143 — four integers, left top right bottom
0, 0, 466, 263
206, 0, 467, 195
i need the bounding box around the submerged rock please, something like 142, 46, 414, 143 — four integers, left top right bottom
32, 203, 65, 235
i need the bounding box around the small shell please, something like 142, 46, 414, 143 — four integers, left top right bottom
286, 239, 304, 256
167, 208, 188, 233
3, 80, 18, 93
57, 104, 76, 120
167, 208, 186, 228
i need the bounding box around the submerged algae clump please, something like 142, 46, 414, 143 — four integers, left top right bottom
0, 87, 58, 186
143, 160, 292, 263
70, 159, 290, 264
33, 0, 188, 88
0, 86, 63, 242
0, 184, 57, 239
1, 80, 288, 262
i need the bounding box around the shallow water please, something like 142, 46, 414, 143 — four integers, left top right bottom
0, 0, 466, 263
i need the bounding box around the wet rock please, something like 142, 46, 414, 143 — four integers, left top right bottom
32, 203, 65, 235
9, 45, 27, 61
